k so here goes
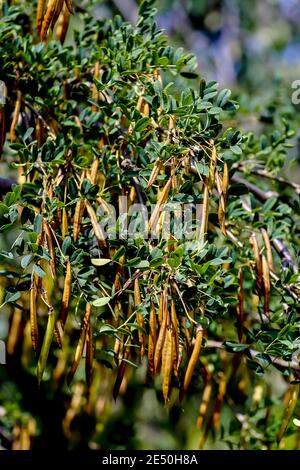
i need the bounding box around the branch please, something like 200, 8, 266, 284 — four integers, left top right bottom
206, 340, 300, 371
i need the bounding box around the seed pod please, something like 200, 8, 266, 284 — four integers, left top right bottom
237, 268, 244, 342
148, 301, 157, 377
67, 303, 92, 385
56, 2, 70, 44
147, 158, 162, 188
262, 255, 270, 317
148, 177, 172, 233
277, 385, 299, 445
170, 300, 179, 377
199, 183, 209, 237
30, 274, 39, 353
7, 307, 23, 355
134, 277, 145, 358
37, 308, 55, 385
92, 61, 101, 113
10, 90, 22, 143
197, 379, 213, 429
208, 140, 217, 191
85, 200, 108, 250
212, 372, 226, 431
250, 233, 262, 292
261, 228, 274, 272
60, 260, 72, 328
40, 0, 64, 40
154, 286, 169, 373
73, 198, 85, 242
0, 101, 6, 158
180, 325, 203, 401
113, 345, 130, 400
36, 0, 47, 36
158, 289, 163, 325
61, 207, 68, 240
64, 0, 73, 14
162, 326, 173, 402
90, 156, 99, 184
43, 220, 56, 277
85, 319, 93, 389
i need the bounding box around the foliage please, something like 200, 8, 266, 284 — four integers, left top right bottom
0, 0, 299, 450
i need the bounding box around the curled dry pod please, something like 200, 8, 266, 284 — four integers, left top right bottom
134, 277, 145, 357
10, 90, 22, 143
67, 303, 92, 385
147, 301, 157, 377
64, 0, 73, 14
60, 259, 72, 328
161, 326, 173, 402
262, 255, 270, 317
180, 325, 203, 401
30, 274, 39, 353
37, 307, 55, 385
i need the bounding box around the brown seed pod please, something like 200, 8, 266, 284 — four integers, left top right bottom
161, 326, 173, 402
277, 385, 299, 445
147, 158, 162, 188
85, 319, 93, 390
10, 90, 22, 143
250, 233, 262, 292
197, 378, 212, 429
237, 268, 244, 342
208, 140, 217, 191
61, 207, 68, 240
64, 0, 73, 14
113, 345, 130, 400
37, 306, 55, 385
30, 274, 39, 353
43, 220, 57, 277
36, 0, 47, 37
147, 301, 157, 377
7, 307, 23, 355
60, 260, 72, 328
134, 277, 145, 357
85, 200, 108, 250
40, 0, 65, 41
261, 228, 274, 272
154, 286, 169, 373
262, 254, 270, 317
56, 2, 70, 44
73, 198, 85, 242
212, 372, 226, 431
170, 300, 179, 377
67, 303, 92, 385
199, 183, 209, 237
148, 177, 172, 233
180, 325, 203, 401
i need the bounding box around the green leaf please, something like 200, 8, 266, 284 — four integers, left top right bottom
91, 258, 112, 266
93, 297, 111, 307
